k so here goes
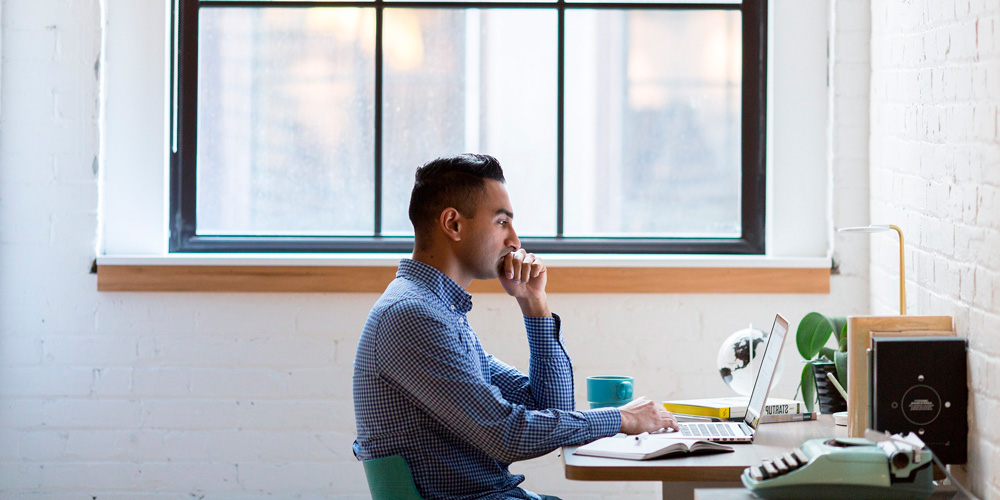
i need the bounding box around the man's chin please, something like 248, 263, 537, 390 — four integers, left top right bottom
482, 267, 502, 281
491, 258, 506, 279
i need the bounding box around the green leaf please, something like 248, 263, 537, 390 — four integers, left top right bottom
818, 346, 836, 361
796, 312, 834, 360
800, 363, 816, 412
834, 350, 849, 391
828, 317, 847, 349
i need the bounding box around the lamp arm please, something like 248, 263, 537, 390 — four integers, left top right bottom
889, 224, 906, 315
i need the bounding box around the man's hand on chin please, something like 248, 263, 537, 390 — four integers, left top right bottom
498, 249, 551, 318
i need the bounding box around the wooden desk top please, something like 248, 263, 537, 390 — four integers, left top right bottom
693, 486, 959, 500
563, 415, 844, 482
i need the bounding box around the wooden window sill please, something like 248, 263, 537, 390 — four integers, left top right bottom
96, 257, 831, 294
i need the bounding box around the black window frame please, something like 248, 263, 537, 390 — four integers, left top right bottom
170, 0, 767, 254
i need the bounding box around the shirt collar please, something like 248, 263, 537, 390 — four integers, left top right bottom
397, 259, 473, 314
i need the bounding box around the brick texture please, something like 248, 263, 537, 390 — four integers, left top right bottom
871, 0, 1000, 498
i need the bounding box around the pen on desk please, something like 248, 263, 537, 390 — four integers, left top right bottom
634, 432, 649, 445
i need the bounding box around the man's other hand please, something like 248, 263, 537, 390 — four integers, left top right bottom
618, 397, 680, 435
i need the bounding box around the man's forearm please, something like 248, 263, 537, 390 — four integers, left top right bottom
523, 314, 573, 410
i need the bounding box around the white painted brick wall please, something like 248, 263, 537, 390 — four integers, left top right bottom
870, 0, 1000, 498
830, 0, 874, 287
0, 1, 873, 499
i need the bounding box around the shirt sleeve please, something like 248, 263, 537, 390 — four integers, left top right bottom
376, 301, 620, 464
488, 314, 574, 411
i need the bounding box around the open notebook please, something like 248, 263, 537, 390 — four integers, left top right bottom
574, 433, 733, 460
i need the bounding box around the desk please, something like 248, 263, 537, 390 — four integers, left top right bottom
693, 486, 959, 499
562, 415, 843, 500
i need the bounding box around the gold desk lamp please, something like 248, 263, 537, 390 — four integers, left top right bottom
838, 224, 906, 315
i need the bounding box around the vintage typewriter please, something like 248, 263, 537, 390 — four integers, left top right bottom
741, 433, 934, 500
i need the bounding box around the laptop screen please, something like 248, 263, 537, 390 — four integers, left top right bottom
742, 314, 789, 429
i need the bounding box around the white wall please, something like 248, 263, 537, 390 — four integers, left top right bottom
870, 1, 1000, 498
0, 1, 870, 499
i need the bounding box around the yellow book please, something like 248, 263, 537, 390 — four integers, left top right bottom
663, 397, 803, 420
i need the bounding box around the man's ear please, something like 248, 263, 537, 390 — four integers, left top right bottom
439, 207, 463, 242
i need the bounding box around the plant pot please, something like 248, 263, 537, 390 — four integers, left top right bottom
811, 360, 847, 414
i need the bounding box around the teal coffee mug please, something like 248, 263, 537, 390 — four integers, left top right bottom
586, 375, 634, 409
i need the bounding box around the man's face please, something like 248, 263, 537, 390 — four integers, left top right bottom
456, 180, 520, 281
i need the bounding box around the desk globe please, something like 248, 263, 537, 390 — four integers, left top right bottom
716, 324, 781, 396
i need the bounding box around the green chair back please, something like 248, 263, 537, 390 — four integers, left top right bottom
362, 454, 424, 500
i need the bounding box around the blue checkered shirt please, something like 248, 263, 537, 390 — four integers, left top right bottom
353, 259, 621, 499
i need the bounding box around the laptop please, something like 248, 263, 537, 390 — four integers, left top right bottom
672, 313, 789, 443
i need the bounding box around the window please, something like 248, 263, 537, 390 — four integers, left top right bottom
171, 0, 766, 254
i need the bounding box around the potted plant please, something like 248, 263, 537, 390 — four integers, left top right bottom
796, 312, 849, 413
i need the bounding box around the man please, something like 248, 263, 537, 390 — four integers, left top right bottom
353, 154, 677, 499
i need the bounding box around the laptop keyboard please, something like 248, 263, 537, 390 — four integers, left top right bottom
679, 423, 736, 437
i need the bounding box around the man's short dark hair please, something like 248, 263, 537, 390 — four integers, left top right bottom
408, 154, 506, 240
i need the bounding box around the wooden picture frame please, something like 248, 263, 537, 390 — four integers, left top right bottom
845, 316, 954, 437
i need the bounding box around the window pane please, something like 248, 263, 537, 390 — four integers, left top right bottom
385, 0, 556, 3
196, 7, 376, 236
568, 0, 740, 4
381, 9, 558, 237
564, 9, 742, 238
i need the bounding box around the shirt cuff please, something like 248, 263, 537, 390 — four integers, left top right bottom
524, 313, 563, 357
581, 407, 623, 441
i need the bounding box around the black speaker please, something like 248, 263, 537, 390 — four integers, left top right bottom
871, 337, 968, 464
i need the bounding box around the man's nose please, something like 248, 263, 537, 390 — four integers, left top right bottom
506, 229, 520, 251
